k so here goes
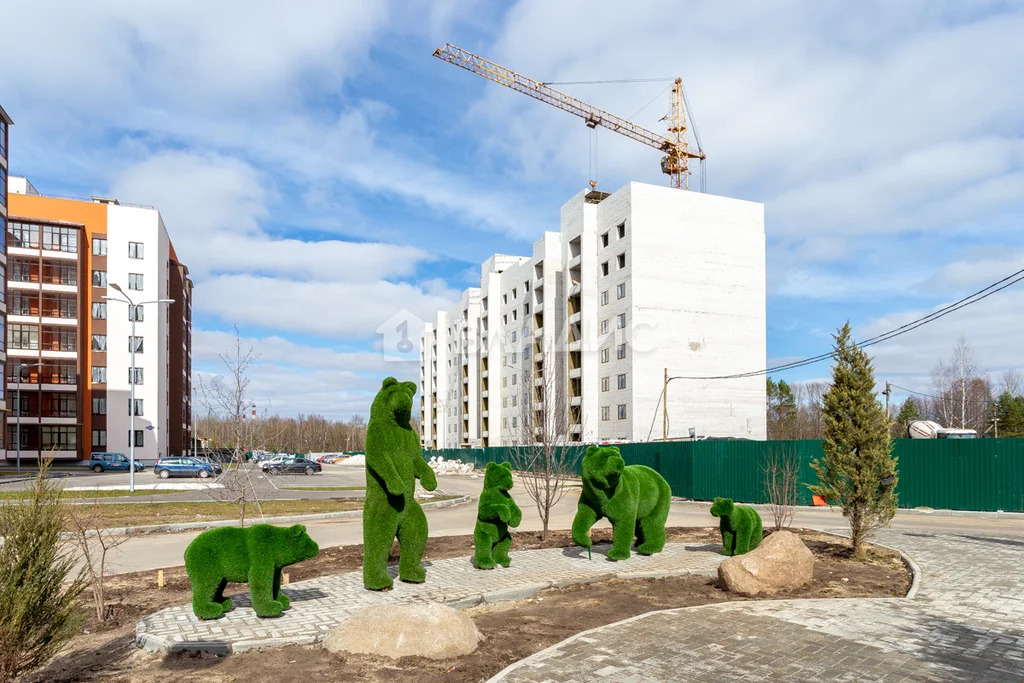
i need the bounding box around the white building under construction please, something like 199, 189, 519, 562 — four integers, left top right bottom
419, 180, 766, 449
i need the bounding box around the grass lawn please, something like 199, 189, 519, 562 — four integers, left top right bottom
63, 495, 459, 529
0, 488, 190, 500
280, 486, 365, 491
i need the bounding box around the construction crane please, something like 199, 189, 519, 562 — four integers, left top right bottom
433, 43, 706, 191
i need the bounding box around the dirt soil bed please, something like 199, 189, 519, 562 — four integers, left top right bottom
29, 528, 910, 683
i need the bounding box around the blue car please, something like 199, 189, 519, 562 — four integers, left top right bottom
153, 456, 222, 479
89, 452, 145, 473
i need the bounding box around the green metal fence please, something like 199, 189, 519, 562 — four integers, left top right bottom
425, 438, 1024, 512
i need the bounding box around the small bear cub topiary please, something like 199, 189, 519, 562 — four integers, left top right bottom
572, 445, 672, 561
710, 497, 763, 556
184, 523, 319, 619
473, 461, 523, 569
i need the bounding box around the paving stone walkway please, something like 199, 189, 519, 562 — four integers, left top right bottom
492, 529, 1024, 682
135, 541, 723, 653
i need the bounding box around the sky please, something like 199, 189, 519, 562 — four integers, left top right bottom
2, 0, 1023, 419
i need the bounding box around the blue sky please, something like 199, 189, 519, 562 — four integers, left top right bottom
3, 1, 1023, 418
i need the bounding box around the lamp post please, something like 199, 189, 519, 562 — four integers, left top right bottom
103, 284, 174, 492
15, 362, 46, 475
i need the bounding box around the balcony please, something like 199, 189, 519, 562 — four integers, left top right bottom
481, 410, 489, 418
570, 424, 583, 434
569, 312, 582, 325
570, 396, 582, 407
568, 282, 581, 297
569, 368, 582, 379
568, 340, 582, 352
534, 326, 544, 339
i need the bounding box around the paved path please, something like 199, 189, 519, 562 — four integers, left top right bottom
135, 541, 723, 654
492, 529, 1024, 682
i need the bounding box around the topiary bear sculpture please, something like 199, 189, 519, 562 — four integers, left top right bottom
572, 445, 672, 561
363, 377, 438, 590
710, 497, 763, 556
473, 461, 523, 569
184, 523, 319, 619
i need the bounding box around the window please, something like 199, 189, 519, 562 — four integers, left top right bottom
601, 290, 609, 305
617, 373, 627, 389
128, 241, 144, 259
0, 167, 5, 208
511, 417, 517, 429
601, 232, 609, 247
9, 221, 39, 248
130, 399, 144, 416
129, 430, 145, 447
92, 238, 108, 256
617, 253, 626, 269
601, 261, 609, 277
617, 283, 626, 299
92, 366, 107, 384
129, 336, 144, 353
42, 225, 78, 253
601, 377, 610, 392
511, 374, 517, 386
601, 348, 610, 363
523, 302, 530, 315
128, 273, 144, 290
91, 334, 107, 352
10, 291, 31, 316
55, 328, 76, 351
42, 426, 77, 449
512, 352, 517, 364
93, 270, 107, 287
617, 343, 627, 359
617, 313, 627, 329
502, 294, 507, 304
0, 119, 6, 159
92, 302, 107, 319
600, 319, 609, 335
92, 397, 107, 415
511, 331, 517, 343
128, 305, 144, 321
617, 222, 626, 239
512, 288, 517, 300
601, 406, 610, 421
503, 377, 507, 388
8, 324, 39, 350
92, 430, 107, 449
618, 404, 627, 420
512, 395, 517, 407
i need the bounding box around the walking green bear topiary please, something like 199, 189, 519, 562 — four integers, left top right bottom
710, 497, 763, 556
572, 445, 672, 561
363, 377, 438, 590
184, 523, 319, 619
473, 461, 523, 569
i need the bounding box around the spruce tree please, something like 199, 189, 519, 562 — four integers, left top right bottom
809, 323, 898, 558
893, 398, 922, 438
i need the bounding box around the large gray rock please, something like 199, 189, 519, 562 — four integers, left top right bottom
718, 530, 814, 596
323, 603, 481, 659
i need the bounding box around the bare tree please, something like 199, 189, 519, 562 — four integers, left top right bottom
1002, 368, 1023, 397
761, 447, 800, 531
66, 500, 131, 622
507, 355, 583, 539
930, 337, 992, 431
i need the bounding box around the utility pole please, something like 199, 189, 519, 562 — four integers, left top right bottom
883, 381, 892, 420
663, 368, 668, 442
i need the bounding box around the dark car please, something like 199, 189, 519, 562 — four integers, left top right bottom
263, 457, 321, 476
154, 457, 222, 479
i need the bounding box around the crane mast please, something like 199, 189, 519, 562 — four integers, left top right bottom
433, 43, 705, 190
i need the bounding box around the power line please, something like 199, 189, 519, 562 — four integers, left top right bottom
541, 78, 675, 86
666, 265, 1024, 381
889, 384, 994, 406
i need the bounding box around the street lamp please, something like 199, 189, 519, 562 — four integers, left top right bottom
104, 284, 174, 492
14, 362, 46, 475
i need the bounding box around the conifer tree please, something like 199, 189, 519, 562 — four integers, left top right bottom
893, 397, 922, 438
809, 323, 898, 558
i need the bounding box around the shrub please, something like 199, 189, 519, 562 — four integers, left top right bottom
710, 497, 763, 556
473, 462, 522, 569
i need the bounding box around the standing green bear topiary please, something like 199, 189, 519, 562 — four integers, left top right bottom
571, 445, 672, 561
710, 497, 763, 556
184, 524, 319, 619
363, 377, 438, 590
473, 461, 523, 569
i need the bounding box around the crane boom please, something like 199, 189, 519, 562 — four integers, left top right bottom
433, 42, 705, 190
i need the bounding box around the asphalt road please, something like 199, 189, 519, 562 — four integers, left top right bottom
92, 472, 1024, 576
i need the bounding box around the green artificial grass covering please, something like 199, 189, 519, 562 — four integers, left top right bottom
362, 377, 438, 590
183, 524, 319, 619
710, 497, 763, 556
473, 461, 523, 569
571, 445, 672, 561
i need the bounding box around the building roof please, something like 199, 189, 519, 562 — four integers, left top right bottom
0, 104, 13, 126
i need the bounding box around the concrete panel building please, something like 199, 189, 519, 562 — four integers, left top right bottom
5, 177, 193, 463
420, 180, 766, 448
0, 105, 11, 426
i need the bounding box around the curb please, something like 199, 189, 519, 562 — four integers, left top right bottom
97, 495, 471, 537
673, 498, 1024, 520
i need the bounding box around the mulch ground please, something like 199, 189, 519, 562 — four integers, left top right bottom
29, 527, 910, 682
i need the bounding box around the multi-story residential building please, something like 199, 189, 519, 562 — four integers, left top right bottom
420, 180, 766, 448
4, 176, 193, 463
0, 105, 12, 427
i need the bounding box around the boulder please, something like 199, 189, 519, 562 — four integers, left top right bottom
718, 530, 814, 595
323, 603, 480, 659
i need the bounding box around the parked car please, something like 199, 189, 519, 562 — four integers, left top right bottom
89, 452, 145, 473
263, 457, 321, 476
154, 456, 222, 479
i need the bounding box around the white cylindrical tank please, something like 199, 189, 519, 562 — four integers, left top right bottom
908, 420, 942, 439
